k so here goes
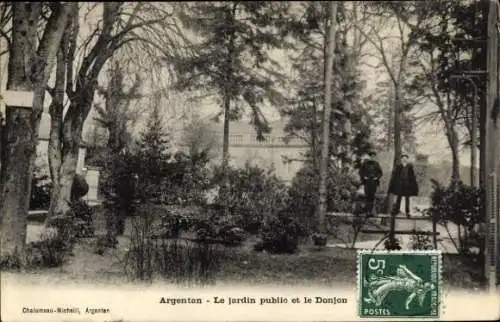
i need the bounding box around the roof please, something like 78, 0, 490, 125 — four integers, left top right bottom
204, 116, 289, 137
203, 117, 306, 146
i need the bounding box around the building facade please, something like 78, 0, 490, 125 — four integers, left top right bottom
207, 119, 309, 183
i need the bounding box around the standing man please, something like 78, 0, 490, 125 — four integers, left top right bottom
359, 151, 383, 216
389, 154, 419, 217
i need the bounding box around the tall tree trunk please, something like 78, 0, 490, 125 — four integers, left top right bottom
222, 93, 231, 168
221, 5, 237, 169
387, 85, 402, 234
47, 38, 67, 218
386, 85, 402, 219
392, 87, 403, 173
447, 127, 461, 182
48, 99, 91, 220
479, 92, 487, 188
219, 3, 237, 219
317, 1, 338, 235
311, 99, 318, 171
0, 3, 74, 258
470, 91, 478, 187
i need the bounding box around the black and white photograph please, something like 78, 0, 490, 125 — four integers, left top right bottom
0, 1, 499, 321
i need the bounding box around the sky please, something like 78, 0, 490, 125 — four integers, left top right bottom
0, 2, 475, 167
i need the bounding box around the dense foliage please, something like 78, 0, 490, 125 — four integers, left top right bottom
210, 163, 290, 234
287, 163, 358, 233
425, 179, 484, 255
173, 2, 290, 142
254, 212, 307, 254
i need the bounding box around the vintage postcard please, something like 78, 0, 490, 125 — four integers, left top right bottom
1, 1, 500, 322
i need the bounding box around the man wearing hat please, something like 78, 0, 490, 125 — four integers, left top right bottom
358, 151, 383, 216
389, 154, 419, 217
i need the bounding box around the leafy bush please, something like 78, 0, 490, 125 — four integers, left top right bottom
410, 233, 434, 250
100, 150, 139, 237
41, 200, 95, 263
218, 226, 246, 246
384, 237, 402, 250
26, 231, 68, 267
163, 151, 213, 206
46, 214, 76, 248
425, 180, 484, 255
132, 203, 247, 247
255, 212, 307, 254
211, 164, 289, 234
287, 163, 358, 233
0, 250, 23, 269
66, 200, 94, 238
194, 215, 247, 246
143, 204, 203, 239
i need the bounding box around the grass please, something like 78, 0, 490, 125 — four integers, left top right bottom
216, 239, 358, 287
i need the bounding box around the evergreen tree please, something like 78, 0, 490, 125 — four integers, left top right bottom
171, 2, 289, 167
93, 61, 143, 238
282, 2, 373, 169
136, 99, 173, 202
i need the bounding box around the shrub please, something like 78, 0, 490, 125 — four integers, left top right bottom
218, 226, 246, 246
163, 151, 213, 206
133, 204, 203, 239
194, 217, 247, 247
46, 214, 77, 252
26, 231, 68, 267
410, 233, 434, 250
256, 212, 307, 254
66, 200, 94, 238
425, 180, 484, 255
287, 163, 358, 233
43, 200, 94, 260
211, 164, 289, 234
0, 250, 23, 270
100, 150, 139, 237
384, 237, 402, 250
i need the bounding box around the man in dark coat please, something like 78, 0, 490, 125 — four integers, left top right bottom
358, 151, 383, 216
389, 154, 419, 217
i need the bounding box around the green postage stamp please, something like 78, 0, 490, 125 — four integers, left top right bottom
357, 250, 442, 318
